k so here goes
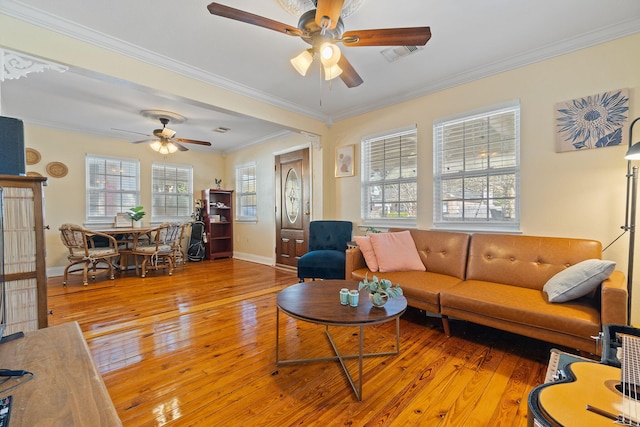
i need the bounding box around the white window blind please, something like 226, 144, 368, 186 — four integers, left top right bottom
236, 162, 257, 221
151, 163, 193, 222
433, 102, 520, 230
86, 154, 140, 223
361, 126, 418, 226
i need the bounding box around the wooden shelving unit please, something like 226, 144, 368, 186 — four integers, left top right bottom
202, 189, 233, 259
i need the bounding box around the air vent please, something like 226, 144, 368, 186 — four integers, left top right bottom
380, 45, 424, 63
213, 127, 230, 133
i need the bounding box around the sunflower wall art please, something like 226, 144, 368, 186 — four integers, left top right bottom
554, 88, 629, 153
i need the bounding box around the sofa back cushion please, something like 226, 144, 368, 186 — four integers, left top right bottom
466, 233, 603, 290
390, 228, 470, 280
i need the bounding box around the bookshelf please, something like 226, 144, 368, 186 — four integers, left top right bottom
202, 189, 233, 259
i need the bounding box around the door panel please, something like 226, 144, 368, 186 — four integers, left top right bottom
275, 148, 310, 268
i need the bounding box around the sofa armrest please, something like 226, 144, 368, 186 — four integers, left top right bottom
601, 270, 628, 326
346, 247, 366, 280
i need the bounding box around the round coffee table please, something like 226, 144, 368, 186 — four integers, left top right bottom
276, 280, 407, 401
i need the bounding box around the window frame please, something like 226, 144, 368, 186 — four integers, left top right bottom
85, 154, 140, 224
433, 100, 521, 231
235, 161, 257, 222
360, 125, 418, 228
151, 162, 194, 223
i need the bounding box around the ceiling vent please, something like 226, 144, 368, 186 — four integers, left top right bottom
380, 45, 424, 63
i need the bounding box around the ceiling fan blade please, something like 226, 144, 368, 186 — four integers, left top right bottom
338, 55, 363, 88
207, 2, 302, 36
172, 142, 189, 152
130, 139, 155, 144
342, 27, 432, 47
112, 128, 153, 137
173, 138, 212, 147
315, 0, 344, 30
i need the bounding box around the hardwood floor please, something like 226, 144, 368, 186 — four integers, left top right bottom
47, 258, 562, 426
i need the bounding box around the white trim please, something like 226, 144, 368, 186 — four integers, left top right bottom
361, 124, 417, 143
434, 99, 520, 125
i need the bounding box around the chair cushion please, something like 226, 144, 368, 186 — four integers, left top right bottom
133, 244, 173, 254
297, 250, 346, 280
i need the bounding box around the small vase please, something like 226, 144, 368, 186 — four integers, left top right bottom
133, 220, 142, 228
369, 291, 388, 307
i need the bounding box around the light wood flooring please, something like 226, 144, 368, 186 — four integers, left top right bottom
47, 258, 565, 426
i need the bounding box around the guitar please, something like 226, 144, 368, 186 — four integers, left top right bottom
529, 333, 640, 427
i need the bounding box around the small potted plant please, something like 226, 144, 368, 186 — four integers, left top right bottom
126, 206, 145, 227
359, 275, 403, 307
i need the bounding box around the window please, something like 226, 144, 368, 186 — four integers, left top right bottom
151, 163, 193, 222
434, 101, 520, 230
236, 162, 257, 221
361, 126, 418, 226
86, 154, 140, 223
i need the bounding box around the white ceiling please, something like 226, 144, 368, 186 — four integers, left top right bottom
1, 0, 639, 153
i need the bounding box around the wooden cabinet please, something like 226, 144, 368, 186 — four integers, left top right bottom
202, 189, 233, 259
0, 175, 48, 334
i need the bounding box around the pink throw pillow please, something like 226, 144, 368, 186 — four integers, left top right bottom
369, 230, 425, 272
354, 235, 379, 272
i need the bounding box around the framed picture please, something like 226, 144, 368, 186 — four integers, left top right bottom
554, 88, 629, 152
335, 144, 355, 177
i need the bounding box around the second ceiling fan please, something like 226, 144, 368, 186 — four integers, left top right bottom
207, 0, 431, 88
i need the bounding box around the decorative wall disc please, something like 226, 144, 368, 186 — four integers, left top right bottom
26, 148, 41, 165
26, 171, 43, 177
46, 161, 68, 178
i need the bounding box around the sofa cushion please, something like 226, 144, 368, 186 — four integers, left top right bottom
370, 231, 425, 272
441, 280, 601, 339
543, 259, 616, 303
354, 235, 379, 272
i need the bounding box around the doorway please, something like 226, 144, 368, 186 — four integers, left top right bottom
275, 148, 310, 269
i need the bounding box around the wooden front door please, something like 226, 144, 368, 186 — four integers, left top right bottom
275, 148, 310, 268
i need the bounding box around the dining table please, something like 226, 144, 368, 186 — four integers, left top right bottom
89, 226, 155, 272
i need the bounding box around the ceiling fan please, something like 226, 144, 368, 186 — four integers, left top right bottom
125, 117, 212, 154
207, 0, 431, 88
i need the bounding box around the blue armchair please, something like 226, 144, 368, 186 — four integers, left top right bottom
297, 220, 353, 281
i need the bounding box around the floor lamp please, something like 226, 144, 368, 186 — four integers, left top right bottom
623, 117, 640, 324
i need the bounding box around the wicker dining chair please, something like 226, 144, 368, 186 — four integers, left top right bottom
58, 223, 120, 286
130, 223, 181, 278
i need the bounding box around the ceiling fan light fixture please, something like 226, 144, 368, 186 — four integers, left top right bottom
319, 42, 341, 67
323, 63, 343, 81
291, 49, 314, 76
150, 140, 163, 152
150, 140, 179, 155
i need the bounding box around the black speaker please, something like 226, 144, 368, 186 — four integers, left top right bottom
0, 116, 26, 176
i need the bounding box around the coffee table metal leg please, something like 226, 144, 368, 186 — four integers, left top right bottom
275, 307, 280, 365
324, 325, 365, 401
276, 314, 402, 401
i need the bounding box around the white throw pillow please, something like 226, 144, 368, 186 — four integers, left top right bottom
543, 259, 616, 303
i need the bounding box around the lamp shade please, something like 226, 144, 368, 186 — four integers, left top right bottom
626, 141, 640, 160
323, 63, 343, 80
291, 49, 314, 76
150, 140, 178, 154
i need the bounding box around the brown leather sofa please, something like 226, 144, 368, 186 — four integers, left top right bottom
346, 229, 627, 355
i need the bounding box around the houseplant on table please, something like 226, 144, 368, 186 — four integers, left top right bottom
126, 206, 145, 227
359, 275, 403, 307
